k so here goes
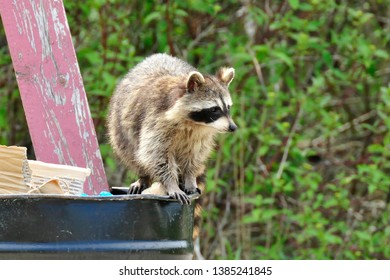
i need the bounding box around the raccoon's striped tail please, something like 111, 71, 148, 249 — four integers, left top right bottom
192, 174, 206, 259
192, 174, 205, 240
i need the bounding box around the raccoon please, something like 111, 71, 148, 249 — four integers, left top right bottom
107, 53, 236, 204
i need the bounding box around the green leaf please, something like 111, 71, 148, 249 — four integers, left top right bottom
272, 51, 294, 68
289, 0, 300, 10
143, 11, 161, 24
374, 49, 389, 59
324, 234, 343, 245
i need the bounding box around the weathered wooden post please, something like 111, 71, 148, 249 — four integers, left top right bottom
0, 0, 108, 194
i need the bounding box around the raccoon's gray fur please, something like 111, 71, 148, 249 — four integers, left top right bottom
107, 53, 236, 204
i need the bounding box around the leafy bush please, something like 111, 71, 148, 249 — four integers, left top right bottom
0, 0, 389, 259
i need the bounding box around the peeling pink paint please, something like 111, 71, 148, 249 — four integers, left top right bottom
0, 0, 109, 194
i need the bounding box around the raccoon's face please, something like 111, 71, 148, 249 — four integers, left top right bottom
185, 68, 237, 133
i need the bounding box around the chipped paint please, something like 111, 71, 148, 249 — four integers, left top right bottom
50, 2, 66, 49
58, 72, 69, 87
13, 0, 37, 53
12, 10, 23, 35
0, 0, 109, 194
31, 0, 51, 60
71, 88, 87, 135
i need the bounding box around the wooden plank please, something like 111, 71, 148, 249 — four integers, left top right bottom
0, 0, 109, 194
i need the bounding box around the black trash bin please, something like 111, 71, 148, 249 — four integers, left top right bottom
0, 193, 195, 260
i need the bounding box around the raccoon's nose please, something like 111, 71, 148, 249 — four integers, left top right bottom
228, 123, 237, 132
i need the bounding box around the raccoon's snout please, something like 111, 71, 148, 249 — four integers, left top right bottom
228, 122, 237, 132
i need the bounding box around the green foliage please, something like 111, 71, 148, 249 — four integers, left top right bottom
1, 0, 389, 259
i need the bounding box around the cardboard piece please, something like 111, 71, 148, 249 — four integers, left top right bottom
0, 145, 91, 195
28, 160, 90, 195
28, 178, 66, 195
0, 145, 30, 194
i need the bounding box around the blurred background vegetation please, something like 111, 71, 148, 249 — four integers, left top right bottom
1, 0, 389, 259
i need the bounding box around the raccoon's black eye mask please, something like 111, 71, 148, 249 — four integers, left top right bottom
209, 106, 219, 113
189, 106, 224, 124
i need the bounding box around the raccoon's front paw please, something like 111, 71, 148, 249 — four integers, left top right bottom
184, 186, 201, 195
128, 178, 148, 194
128, 180, 143, 194
183, 176, 200, 195
168, 190, 191, 205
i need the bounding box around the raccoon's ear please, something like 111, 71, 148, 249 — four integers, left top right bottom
216, 67, 235, 87
186, 71, 205, 93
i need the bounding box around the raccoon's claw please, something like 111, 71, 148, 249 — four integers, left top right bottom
128, 186, 140, 194
184, 187, 201, 196
128, 177, 151, 195
169, 191, 191, 205
128, 181, 142, 194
